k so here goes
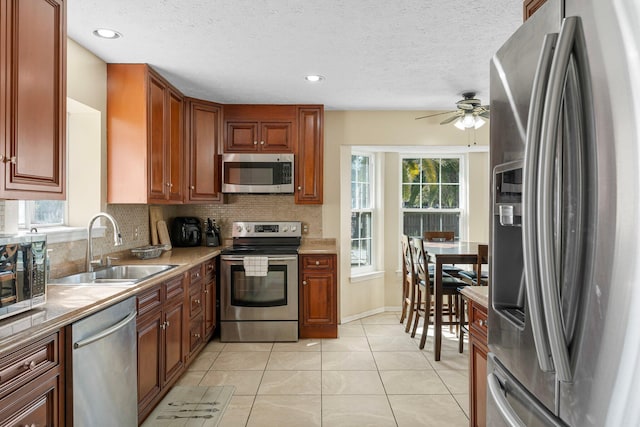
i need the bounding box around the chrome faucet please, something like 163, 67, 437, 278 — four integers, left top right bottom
86, 212, 123, 271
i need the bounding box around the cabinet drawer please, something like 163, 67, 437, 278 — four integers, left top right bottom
203, 258, 216, 279
137, 285, 162, 317
189, 286, 203, 318
0, 333, 59, 399
165, 275, 185, 302
469, 302, 488, 339
301, 255, 334, 270
188, 315, 203, 354
189, 266, 203, 284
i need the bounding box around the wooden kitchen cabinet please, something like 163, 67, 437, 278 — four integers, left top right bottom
295, 106, 324, 204
223, 105, 296, 153
299, 254, 337, 338
0, 331, 64, 426
107, 63, 185, 204
523, 0, 547, 20
468, 298, 488, 427
0, 0, 66, 199
185, 98, 224, 203
202, 257, 217, 339
136, 274, 186, 422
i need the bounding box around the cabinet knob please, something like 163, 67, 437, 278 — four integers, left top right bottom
166, 320, 170, 328
297, 186, 302, 190
160, 322, 166, 330
193, 333, 201, 338
303, 281, 307, 285
253, 141, 258, 145
260, 140, 265, 145
195, 299, 201, 304
478, 319, 487, 327
23, 360, 36, 371
204, 289, 209, 294
315, 261, 320, 265
191, 185, 195, 190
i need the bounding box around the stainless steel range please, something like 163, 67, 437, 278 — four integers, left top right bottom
220, 221, 301, 342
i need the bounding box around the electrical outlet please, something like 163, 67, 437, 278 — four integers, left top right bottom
134, 227, 139, 239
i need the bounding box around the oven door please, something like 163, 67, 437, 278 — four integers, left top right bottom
220, 255, 298, 321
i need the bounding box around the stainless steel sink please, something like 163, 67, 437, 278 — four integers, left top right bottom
49, 264, 178, 286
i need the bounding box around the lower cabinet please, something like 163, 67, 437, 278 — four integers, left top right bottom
468, 299, 488, 427
136, 274, 186, 422
0, 331, 64, 426
299, 254, 338, 338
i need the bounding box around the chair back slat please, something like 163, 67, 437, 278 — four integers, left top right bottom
423, 231, 455, 242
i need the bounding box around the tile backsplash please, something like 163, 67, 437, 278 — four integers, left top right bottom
47, 195, 322, 278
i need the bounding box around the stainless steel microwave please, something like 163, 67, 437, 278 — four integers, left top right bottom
0, 234, 47, 321
221, 153, 294, 194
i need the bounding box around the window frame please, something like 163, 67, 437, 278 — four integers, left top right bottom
400, 153, 468, 240
351, 152, 376, 275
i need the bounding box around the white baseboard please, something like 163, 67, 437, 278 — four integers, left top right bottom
341, 306, 402, 324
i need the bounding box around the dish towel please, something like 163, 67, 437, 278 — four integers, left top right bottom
243, 256, 269, 276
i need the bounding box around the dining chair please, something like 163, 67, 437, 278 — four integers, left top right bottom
401, 235, 419, 332
414, 237, 466, 350
458, 244, 489, 352
423, 231, 463, 277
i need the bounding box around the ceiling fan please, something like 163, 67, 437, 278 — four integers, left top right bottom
416, 92, 490, 130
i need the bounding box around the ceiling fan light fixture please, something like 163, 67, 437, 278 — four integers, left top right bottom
453, 113, 486, 130
461, 113, 476, 128
474, 117, 486, 129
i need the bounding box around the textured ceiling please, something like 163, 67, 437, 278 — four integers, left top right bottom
67, 0, 522, 110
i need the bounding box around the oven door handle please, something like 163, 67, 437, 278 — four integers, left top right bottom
221, 256, 298, 262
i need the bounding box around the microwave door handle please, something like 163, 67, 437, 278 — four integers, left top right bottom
523, 32, 558, 373
537, 16, 579, 383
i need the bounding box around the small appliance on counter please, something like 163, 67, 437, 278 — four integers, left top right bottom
0, 233, 47, 321
170, 217, 202, 247
205, 218, 221, 247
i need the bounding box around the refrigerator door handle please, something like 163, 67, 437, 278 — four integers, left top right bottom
537, 16, 580, 382
488, 372, 527, 427
523, 32, 558, 373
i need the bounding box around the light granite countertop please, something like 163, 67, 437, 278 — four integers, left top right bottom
298, 238, 337, 254
0, 246, 221, 357
460, 285, 489, 309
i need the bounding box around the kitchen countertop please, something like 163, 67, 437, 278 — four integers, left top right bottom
298, 238, 337, 254
459, 285, 489, 308
0, 246, 221, 357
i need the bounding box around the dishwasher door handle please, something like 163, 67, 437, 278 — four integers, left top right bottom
73, 310, 136, 349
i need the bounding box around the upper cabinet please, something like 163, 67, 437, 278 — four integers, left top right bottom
185, 98, 224, 203
295, 106, 324, 204
107, 64, 184, 204
223, 105, 296, 153
523, 0, 547, 20
0, 0, 66, 200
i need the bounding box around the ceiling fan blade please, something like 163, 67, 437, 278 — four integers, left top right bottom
415, 110, 457, 120
440, 114, 462, 125
478, 111, 490, 119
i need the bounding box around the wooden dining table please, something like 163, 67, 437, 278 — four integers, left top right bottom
423, 241, 485, 361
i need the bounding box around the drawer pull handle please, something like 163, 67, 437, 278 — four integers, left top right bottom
23, 360, 36, 371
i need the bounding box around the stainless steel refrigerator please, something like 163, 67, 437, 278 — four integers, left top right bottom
488, 0, 640, 425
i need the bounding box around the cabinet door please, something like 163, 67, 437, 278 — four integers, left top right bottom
470, 335, 488, 427
301, 271, 336, 327
187, 100, 223, 202
163, 301, 185, 386
1, 0, 65, 199
147, 74, 167, 201
295, 107, 323, 204
0, 369, 62, 427
136, 310, 162, 410
225, 122, 259, 152
203, 277, 216, 338
167, 87, 184, 202
260, 122, 293, 152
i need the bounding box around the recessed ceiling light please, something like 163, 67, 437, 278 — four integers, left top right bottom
93, 28, 122, 39
304, 75, 325, 82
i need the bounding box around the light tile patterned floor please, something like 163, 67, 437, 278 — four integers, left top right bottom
174, 312, 470, 427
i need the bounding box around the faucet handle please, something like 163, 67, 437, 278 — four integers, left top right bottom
90, 259, 103, 270
106, 256, 119, 267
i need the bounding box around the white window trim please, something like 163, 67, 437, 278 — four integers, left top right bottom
399, 153, 469, 241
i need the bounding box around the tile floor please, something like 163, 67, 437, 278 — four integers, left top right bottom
174, 312, 470, 427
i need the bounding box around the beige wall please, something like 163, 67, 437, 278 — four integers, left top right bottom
323, 111, 490, 321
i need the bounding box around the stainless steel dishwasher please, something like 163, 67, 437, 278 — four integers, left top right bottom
70, 296, 137, 426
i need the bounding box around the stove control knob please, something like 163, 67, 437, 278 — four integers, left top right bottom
236, 225, 244, 233
282, 226, 289, 232
291, 225, 297, 232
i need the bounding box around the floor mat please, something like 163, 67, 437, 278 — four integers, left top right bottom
142, 385, 234, 427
